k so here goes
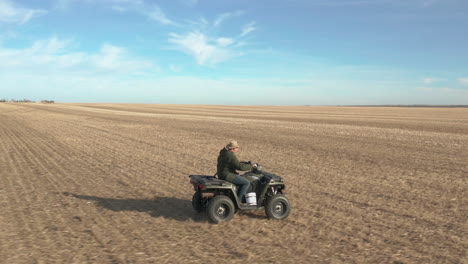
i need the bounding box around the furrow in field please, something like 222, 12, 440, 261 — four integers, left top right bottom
0, 114, 139, 263
39, 105, 466, 261
9, 110, 208, 262
18, 126, 155, 262
0, 121, 36, 263
0, 118, 62, 263
52, 118, 200, 194
1, 117, 122, 262
307, 193, 463, 263
2, 103, 466, 263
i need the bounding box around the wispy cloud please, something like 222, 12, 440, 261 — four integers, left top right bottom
416, 86, 468, 95
415, 86, 468, 104
182, 0, 199, 7
240, 21, 256, 37
105, 0, 176, 25
304, 0, 442, 8
169, 64, 183, 72
214, 10, 244, 27
0, 37, 77, 68
168, 31, 240, 66
167, 11, 257, 66
419, 0, 439, 7
216, 37, 234, 47
0, 0, 47, 24
111, 5, 127, 12
0, 37, 159, 75
416, 86, 434, 92
53, 0, 74, 10
458, 78, 468, 85
146, 5, 175, 25
51, 2, 258, 67
423, 77, 441, 84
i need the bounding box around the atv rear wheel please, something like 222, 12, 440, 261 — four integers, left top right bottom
192, 192, 204, 213
206, 195, 235, 224
265, 194, 290, 220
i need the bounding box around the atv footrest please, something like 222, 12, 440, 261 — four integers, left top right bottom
238, 204, 262, 210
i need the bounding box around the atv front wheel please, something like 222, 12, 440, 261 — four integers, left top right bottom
192, 192, 204, 213
265, 194, 290, 220
206, 195, 235, 224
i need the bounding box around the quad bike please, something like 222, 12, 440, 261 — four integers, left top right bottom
188, 164, 291, 223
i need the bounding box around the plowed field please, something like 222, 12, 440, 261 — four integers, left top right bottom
1, 103, 467, 263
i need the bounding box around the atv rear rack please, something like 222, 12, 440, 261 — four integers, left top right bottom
189, 175, 229, 187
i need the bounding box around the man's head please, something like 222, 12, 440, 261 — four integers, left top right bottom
226, 140, 240, 152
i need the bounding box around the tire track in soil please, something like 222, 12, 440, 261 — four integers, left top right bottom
50, 109, 462, 262
309, 196, 459, 263
296, 198, 434, 262
178, 114, 466, 262
40, 115, 203, 203
0, 119, 92, 263
33, 118, 185, 201
40, 125, 218, 259
3, 103, 467, 263
0, 116, 136, 263
295, 160, 466, 261
3, 108, 278, 262
47, 116, 207, 221
0, 125, 39, 263
1, 112, 203, 263
28, 105, 468, 262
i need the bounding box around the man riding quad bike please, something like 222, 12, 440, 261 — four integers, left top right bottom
189, 163, 290, 223
189, 140, 291, 223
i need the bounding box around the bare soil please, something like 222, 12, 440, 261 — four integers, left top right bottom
0, 103, 466, 263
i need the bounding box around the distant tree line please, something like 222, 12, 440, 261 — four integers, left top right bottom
0, 98, 55, 103
340, 104, 468, 108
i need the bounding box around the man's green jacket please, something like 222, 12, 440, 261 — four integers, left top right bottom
217, 148, 253, 181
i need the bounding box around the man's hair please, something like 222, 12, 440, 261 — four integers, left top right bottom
226, 140, 240, 149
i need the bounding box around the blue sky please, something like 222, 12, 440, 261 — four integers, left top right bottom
1, 0, 467, 105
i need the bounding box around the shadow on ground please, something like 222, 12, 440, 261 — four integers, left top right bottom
63, 192, 206, 222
